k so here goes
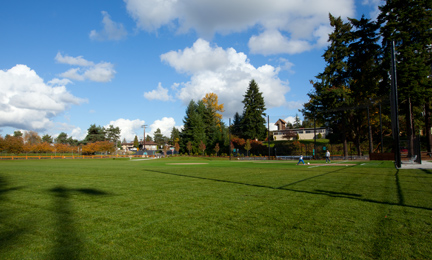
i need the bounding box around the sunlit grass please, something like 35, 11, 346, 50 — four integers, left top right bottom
0, 158, 431, 259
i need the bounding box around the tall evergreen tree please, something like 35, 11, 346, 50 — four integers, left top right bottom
105, 125, 121, 143
170, 127, 181, 145
347, 16, 382, 155
42, 134, 53, 144
240, 79, 267, 140
303, 15, 352, 157
293, 114, 302, 128
378, 0, 432, 156
133, 135, 139, 148
180, 100, 206, 154
84, 124, 106, 143
55, 132, 69, 144
153, 128, 165, 148
181, 99, 229, 155
231, 112, 243, 137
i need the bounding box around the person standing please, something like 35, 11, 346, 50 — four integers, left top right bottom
325, 150, 331, 163
297, 155, 305, 165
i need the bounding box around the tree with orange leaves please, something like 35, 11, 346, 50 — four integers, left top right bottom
202, 93, 224, 125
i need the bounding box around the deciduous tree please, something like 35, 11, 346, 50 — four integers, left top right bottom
214, 143, 220, 156
202, 92, 224, 125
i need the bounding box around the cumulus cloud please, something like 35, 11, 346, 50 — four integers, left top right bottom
144, 82, 173, 101
0, 65, 86, 132
105, 117, 181, 143
48, 78, 73, 86
105, 118, 145, 142
55, 52, 94, 67
124, 0, 355, 54
149, 117, 181, 138
361, 0, 382, 20
286, 100, 304, 110
55, 52, 116, 82
70, 127, 87, 141
90, 11, 127, 41
248, 30, 313, 55
161, 39, 289, 116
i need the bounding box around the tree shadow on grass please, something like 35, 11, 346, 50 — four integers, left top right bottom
144, 168, 432, 211
49, 186, 110, 260
0, 176, 27, 255
420, 169, 432, 174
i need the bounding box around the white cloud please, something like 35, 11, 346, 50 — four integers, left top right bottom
144, 82, 173, 101
83, 62, 116, 82
48, 78, 73, 86
90, 11, 127, 41
249, 30, 313, 55
55, 52, 116, 82
361, 0, 382, 20
70, 127, 87, 141
0, 64, 86, 132
105, 117, 181, 143
125, 0, 355, 54
59, 68, 85, 81
161, 39, 289, 116
149, 117, 181, 138
286, 100, 304, 110
105, 118, 145, 142
55, 52, 94, 67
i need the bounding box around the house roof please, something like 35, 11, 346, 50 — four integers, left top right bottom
275, 119, 286, 125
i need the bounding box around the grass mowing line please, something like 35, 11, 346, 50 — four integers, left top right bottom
166, 163, 209, 165
276, 167, 349, 189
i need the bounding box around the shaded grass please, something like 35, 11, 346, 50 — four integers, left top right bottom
0, 158, 431, 259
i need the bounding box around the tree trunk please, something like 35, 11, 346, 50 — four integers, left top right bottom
342, 115, 349, 158
356, 133, 362, 156
425, 101, 432, 153
367, 106, 373, 155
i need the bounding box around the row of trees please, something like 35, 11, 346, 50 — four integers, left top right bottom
180, 93, 230, 155
302, 0, 432, 157
0, 124, 121, 155
178, 81, 269, 155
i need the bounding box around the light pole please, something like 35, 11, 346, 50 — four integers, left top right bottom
141, 124, 147, 154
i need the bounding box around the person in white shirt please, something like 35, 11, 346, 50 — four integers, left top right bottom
325, 150, 331, 163
297, 155, 305, 165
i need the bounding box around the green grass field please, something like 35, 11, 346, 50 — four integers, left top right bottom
1, 158, 431, 259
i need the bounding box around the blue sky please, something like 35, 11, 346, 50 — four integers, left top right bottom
0, 0, 381, 142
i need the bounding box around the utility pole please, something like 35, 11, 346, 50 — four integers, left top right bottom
268, 115, 270, 160
141, 125, 147, 154
390, 40, 401, 168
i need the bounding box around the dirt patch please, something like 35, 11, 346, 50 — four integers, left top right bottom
166, 163, 209, 165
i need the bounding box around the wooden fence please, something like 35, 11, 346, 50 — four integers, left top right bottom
0, 154, 157, 160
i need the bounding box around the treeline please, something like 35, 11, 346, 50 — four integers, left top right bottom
178, 80, 269, 156
302, 0, 432, 157
0, 124, 121, 155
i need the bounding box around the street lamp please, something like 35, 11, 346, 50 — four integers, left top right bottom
141, 124, 147, 154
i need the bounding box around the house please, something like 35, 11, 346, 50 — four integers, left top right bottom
272, 119, 330, 141
121, 141, 158, 151
274, 119, 287, 131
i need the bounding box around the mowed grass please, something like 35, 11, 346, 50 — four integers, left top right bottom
0, 158, 431, 259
